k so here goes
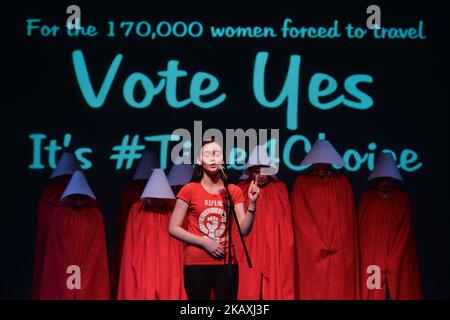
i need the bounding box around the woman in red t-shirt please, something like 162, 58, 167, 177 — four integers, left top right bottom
169, 139, 260, 300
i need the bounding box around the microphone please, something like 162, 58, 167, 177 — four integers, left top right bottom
217, 164, 228, 183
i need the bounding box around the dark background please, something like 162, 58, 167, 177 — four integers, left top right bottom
2, 1, 448, 299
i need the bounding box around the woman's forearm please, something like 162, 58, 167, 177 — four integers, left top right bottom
169, 225, 205, 247
238, 202, 256, 236
239, 213, 255, 236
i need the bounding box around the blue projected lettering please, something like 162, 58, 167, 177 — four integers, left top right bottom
72, 50, 226, 109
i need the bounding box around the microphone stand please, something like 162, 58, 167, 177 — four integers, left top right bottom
221, 169, 252, 300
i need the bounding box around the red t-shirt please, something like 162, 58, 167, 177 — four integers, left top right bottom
177, 182, 245, 265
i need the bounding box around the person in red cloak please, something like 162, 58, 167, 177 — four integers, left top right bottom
117, 168, 187, 300
40, 170, 110, 300
291, 139, 359, 300
32, 152, 80, 300
359, 153, 422, 300
111, 151, 158, 298
236, 145, 295, 300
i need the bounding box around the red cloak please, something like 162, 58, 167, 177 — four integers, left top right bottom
235, 177, 295, 300
111, 179, 147, 298
32, 175, 71, 300
358, 188, 422, 299
117, 199, 187, 300
40, 199, 110, 299
290, 172, 360, 300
